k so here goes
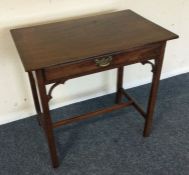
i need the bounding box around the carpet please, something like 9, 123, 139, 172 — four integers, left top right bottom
0, 73, 189, 175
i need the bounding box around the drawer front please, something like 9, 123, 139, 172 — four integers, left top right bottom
44, 43, 162, 83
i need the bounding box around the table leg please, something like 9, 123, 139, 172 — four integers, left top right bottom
28, 71, 41, 125
36, 70, 59, 168
143, 43, 166, 137
115, 67, 124, 104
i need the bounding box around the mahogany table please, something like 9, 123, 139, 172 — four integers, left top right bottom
11, 10, 178, 168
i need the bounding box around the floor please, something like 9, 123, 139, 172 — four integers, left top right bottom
0, 73, 189, 175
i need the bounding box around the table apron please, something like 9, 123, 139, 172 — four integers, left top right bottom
43, 43, 162, 84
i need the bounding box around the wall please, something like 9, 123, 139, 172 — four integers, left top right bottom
0, 0, 188, 124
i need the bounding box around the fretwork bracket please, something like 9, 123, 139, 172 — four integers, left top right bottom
47, 80, 65, 101
141, 60, 156, 73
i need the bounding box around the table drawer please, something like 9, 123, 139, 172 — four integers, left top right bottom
44, 43, 162, 83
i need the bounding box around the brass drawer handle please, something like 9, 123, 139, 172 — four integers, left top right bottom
95, 56, 113, 67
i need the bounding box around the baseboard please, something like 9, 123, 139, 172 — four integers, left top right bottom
123, 66, 189, 90
0, 67, 188, 125
0, 109, 34, 126
161, 67, 189, 80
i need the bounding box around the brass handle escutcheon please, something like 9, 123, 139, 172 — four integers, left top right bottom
95, 56, 113, 67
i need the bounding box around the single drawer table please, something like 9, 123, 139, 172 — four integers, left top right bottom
11, 10, 178, 168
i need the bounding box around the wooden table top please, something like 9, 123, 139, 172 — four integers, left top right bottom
11, 10, 178, 72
